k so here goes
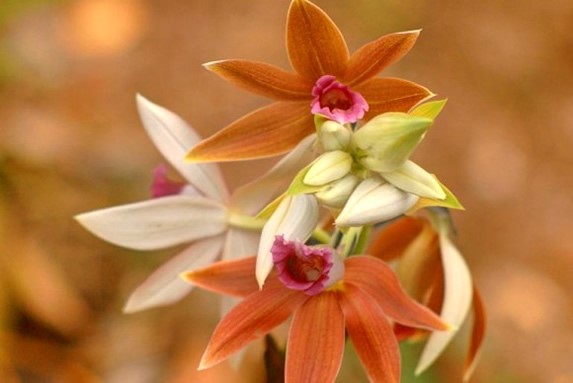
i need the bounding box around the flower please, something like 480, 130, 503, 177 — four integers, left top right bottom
368, 211, 486, 381
75, 95, 313, 313
186, 0, 432, 162
183, 239, 449, 383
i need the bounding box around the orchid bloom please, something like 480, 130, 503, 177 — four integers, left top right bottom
76, 95, 313, 313
184, 237, 449, 383
368, 211, 486, 381
186, 0, 432, 162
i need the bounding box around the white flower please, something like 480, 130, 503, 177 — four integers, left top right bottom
76, 95, 312, 312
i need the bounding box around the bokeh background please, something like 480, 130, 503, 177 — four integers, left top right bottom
1, 0, 572, 382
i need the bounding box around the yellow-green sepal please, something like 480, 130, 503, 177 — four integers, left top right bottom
409, 99, 447, 120
407, 180, 464, 213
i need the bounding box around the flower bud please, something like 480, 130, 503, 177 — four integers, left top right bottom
315, 174, 360, 209
336, 177, 418, 226
303, 151, 352, 186
317, 120, 352, 152
353, 113, 432, 173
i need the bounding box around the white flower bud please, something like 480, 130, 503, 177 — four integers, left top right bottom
303, 151, 353, 186
317, 120, 352, 152
335, 177, 418, 226
315, 174, 360, 209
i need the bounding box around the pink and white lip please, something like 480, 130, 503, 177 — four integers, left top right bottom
311, 75, 369, 124
271, 235, 344, 295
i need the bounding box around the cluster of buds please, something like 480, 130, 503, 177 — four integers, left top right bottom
76, 0, 485, 382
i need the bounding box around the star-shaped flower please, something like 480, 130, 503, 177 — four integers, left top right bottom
75, 95, 312, 312
187, 0, 432, 162
184, 238, 449, 382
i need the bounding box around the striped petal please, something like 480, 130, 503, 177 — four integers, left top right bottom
183, 256, 259, 298
415, 233, 473, 374
231, 133, 316, 215
198, 286, 307, 369
136, 94, 229, 202
367, 217, 426, 262
186, 102, 314, 162
344, 256, 447, 331
286, 0, 349, 79
123, 236, 224, 313
286, 292, 344, 383
257, 194, 319, 287
204, 60, 312, 100
75, 195, 227, 250
355, 77, 433, 120
339, 283, 400, 383
342, 30, 421, 86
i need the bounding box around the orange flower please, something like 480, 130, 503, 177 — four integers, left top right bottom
184, 254, 447, 382
368, 214, 486, 381
187, 0, 432, 162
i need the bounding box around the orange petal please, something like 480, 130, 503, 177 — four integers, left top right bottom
396, 224, 441, 300
345, 256, 447, 331
367, 216, 426, 262
204, 59, 312, 100
199, 286, 307, 369
183, 256, 259, 298
187, 101, 314, 162
286, 292, 345, 383
355, 77, 433, 120
463, 286, 487, 382
339, 283, 400, 383
342, 30, 421, 86
286, 0, 349, 79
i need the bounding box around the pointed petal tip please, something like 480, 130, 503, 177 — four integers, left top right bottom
402, 28, 422, 35
197, 354, 213, 371
122, 297, 156, 314
202, 60, 224, 70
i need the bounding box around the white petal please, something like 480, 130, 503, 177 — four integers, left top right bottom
231, 134, 316, 215
136, 94, 229, 202
223, 227, 260, 261
75, 195, 227, 250
256, 194, 319, 287
415, 233, 473, 374
123, 235, 224, 313
335, 178, 418, 226
382, 160, 446, 200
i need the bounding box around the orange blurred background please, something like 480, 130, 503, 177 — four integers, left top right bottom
1, 0, 572, 382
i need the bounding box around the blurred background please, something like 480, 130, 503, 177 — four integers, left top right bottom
1, 0, 572, 382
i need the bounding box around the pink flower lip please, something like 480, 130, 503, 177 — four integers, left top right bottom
271, 235, 343, 295
310, 75, 369, 124
151, 164, 187, 198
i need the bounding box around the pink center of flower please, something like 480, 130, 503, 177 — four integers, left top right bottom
310, 75, 369, 124
151, 164, 186, 198
271, 235, 344, 296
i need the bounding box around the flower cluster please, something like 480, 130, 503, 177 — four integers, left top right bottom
77, 0, 485, 382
